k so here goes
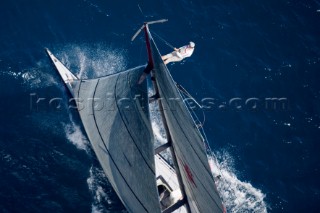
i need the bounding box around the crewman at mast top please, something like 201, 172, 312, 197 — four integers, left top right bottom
162, 41, 195, 64
138, 41, 195, 84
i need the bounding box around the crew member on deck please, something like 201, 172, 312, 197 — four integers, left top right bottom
162, 41, 195, 64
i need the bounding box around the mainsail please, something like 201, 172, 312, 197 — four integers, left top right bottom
144, 27, 225, 212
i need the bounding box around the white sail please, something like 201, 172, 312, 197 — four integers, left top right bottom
45, 48, 78, 95
46, 20, 225, 213
47, 50, 161, 213
147, 30, 225, 213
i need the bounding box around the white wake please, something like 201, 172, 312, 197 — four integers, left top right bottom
57, 44, 127, 79
209, 151, 268, 212
63, 120, 89, 152
6, 60, 59, 89
87, 166, 114, 213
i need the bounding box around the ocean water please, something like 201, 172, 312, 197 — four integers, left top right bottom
0, 0, 319, 212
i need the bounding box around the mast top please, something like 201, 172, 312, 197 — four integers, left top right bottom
131, 19, 168, 41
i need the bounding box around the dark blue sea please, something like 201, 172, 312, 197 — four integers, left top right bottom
1, 0, 319, 212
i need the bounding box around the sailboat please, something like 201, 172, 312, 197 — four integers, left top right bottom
46, 20, 226, 213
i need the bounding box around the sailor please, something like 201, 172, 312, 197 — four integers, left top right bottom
162, 41, 195, 64
138, 41, 195, 84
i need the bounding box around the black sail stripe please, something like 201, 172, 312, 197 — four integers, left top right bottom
48, 47, 160, 213
161, 93, 224, 211
114, 72, 155, 174
158, 74, 224, 212
90, 78, 149, 212
148, 33, 224, 212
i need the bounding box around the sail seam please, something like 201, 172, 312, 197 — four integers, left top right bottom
159, 90, 222, 210
90, 78, 149, 213
114, 71, 155, 174
154, 66, 224, 212
156, 79, 212, 176
153, 57, 216, 180
150, 37, 223, 211
150, 37, 213, 177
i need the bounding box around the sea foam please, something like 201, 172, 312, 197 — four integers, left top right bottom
57, 44, 127, 79
209, 151, 268, 212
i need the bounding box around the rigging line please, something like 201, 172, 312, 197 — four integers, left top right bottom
177, 86, 206, 139
179, 87, 229, 190
161, 91, 214, 177
176, 83, 202, 109
183, 95, 231, 204
186, 96, 205, 127
187, 116, 230, 205
151, 30, 175, 49
186, 103, 232, 203
137, 4, 144, 16
176, 83, 205, 126
156, 76, 226, 208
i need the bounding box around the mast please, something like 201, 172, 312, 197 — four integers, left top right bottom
143, 23, 191, 213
